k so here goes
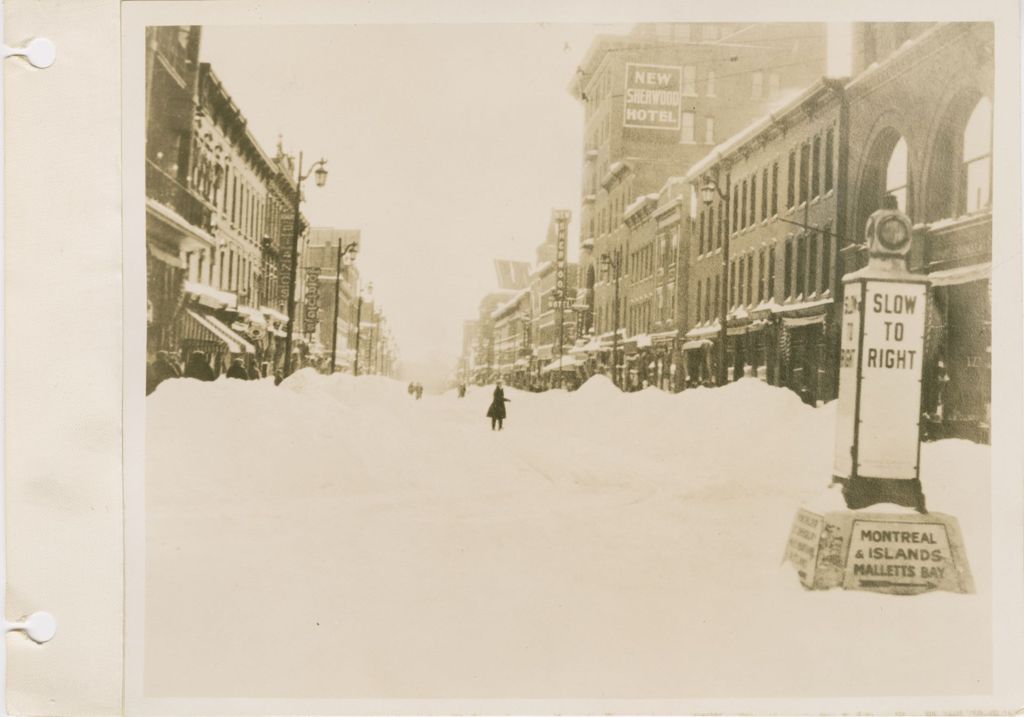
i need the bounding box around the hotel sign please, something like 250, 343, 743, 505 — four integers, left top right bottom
623, 63, 682, 131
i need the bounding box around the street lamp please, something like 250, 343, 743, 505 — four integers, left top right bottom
330, 238, 359, 374
701, 177, 730, 386
282, 151, 328, 380
599, 251, 622, 389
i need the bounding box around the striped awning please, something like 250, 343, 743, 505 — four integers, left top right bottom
204, 314, 256, 354
181, 309, 254, 354
179, 309, 225, 348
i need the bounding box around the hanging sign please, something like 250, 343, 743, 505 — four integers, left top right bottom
303, 266, 321, 333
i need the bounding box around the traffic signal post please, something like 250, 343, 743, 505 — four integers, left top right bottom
782, 206, 973, 596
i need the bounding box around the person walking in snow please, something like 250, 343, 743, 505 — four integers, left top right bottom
146, 350, 181, 395
183, 351, 215, 381
415, 383, 424, 400
225, 358, 249, 380
486, 380, 510, 431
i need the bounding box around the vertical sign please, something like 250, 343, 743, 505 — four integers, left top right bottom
857, 281, 927, 479
552, 210, 571, 359
833, 285, 863, 479
623, 63, 682, 131
278, 247, 292, 303
303, 266, 321, 334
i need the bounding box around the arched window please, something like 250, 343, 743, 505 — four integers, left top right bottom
885, 137, 908, 211
962, 96, 992, 213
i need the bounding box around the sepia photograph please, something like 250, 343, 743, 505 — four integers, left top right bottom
126, 6, 1005, 712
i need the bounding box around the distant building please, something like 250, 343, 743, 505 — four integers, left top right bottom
472, 291, 518, 384
569, 22, 828, 346
300, 228, 362, 371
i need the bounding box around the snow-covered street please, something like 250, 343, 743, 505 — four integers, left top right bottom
144, 372, 991, 698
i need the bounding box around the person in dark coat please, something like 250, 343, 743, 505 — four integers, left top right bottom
183, 351, 215, 381
146, 350, 181, 395
225, 357, 249, 380
486, 380, 510, 430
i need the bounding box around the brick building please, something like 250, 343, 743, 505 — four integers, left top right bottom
568, 22, 827, 387
299, 228, 362, 371
682, 22, 992, 440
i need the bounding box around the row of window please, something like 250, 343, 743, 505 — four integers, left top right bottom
697, 125, 835, 256
680, 113, 715, 145
694, 229, 834, 323
188, 245, 261, 303
191, 137, 291, 250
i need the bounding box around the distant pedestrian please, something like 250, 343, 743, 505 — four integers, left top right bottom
415, 383, 424, 400
146, 350, 181, 395
226, 358, 249, 380
486, 380, 510, 430
408, 382, 416, 396
183, 351, 215, 382
457, 383, 466, 398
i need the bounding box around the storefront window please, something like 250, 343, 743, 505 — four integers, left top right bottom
885, 137, 908, 212
962, 96, 992, 213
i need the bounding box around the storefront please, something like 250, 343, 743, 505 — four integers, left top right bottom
681, 323, 719, 387
922, 263, 991, 442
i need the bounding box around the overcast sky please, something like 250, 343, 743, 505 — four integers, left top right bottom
199, 23, 628, 369
199, 23, 849, 371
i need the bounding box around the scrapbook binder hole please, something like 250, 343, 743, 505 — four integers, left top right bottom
4, 37, 56, 68
7, 611, 57, 644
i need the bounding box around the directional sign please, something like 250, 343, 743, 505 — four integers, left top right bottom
843, 518, 965, 595
857, 280, 927, 479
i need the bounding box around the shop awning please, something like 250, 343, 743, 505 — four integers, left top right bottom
148, 244, 185, 269
928, 262, 991, 287
203, 313, 256, 354
682, 339, 713, 351
184, 281, 237, 310
782, 313, 826, 328
236, 306, 268, 327
650, 329, 678, 345
684, 323, 722, 340
260, 306, 289, 323
179, 309, 228, 348
772, 296, 832, 316
540, 355, 579, 374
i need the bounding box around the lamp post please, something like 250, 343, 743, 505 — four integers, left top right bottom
599, 251, 622, 389
282, 151, 328, 380
353, 282, 372, 377
330, 238, 359, 373
701, 177, 730, 386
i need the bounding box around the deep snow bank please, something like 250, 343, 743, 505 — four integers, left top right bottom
144, 372, 991, 698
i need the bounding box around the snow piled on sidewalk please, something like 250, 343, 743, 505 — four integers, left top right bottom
144, 372, 991, 699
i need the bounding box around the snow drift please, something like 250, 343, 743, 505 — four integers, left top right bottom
144, 373, 991, 699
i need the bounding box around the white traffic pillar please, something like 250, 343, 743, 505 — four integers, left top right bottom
832, 206, 928, 512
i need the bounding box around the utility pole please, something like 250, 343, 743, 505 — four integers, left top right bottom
281, 151, 328, 379
353, 293, 363, 377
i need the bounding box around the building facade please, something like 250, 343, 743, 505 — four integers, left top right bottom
682, 22, 992, 440
145, 26, 211, 358
569, 23, 828, 387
